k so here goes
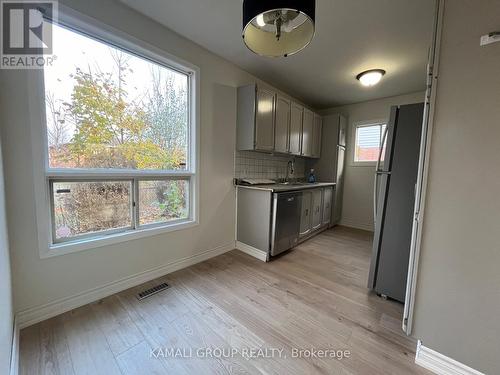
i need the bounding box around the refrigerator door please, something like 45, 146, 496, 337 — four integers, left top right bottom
368, 106, 398, 289
368, 103, 424, 302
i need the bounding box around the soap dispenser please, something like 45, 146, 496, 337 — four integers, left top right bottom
308, 169, 316, 183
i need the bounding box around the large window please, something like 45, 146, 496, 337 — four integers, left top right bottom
42, 22, 196, 248
354, 123, 387, 163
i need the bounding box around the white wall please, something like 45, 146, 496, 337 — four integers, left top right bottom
412, 1, 500, 373
0, 127, 13, 375
0, 0, 290, 317
322, 91, 425, 231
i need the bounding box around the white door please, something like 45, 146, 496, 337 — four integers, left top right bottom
311, 189, 323, 230
275, 95, 290, 154
289, 102, 303, 155
299, 191, 312, 237
301, 109, 314, 157
255, 87, 275, 151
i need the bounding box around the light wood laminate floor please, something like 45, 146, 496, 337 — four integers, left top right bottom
19, 226, 430, 375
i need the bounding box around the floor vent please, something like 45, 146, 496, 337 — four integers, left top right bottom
136, 282, 170, 300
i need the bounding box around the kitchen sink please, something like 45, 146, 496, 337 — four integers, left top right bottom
278, 182, 313, 186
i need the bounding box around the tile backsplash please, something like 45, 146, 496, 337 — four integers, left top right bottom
235, 151, 306, 180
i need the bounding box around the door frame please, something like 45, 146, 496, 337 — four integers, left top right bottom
402, 0, 445, 335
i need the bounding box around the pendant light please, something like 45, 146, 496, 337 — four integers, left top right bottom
242, 0, 316, 57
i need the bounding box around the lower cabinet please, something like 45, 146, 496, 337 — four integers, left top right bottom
322, 186, 333, 226
299, 191, 312, 237
299, 187, 333, 239
236, 186, 335, 261
311, 189, 323, 231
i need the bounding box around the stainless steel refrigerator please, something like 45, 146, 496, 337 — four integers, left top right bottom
307, 114, 346, 226
367, 103, 424, 303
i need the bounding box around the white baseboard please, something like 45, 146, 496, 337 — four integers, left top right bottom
16, 243, 234, 329
235, 241, 268, 262
10, 316, 19, 375
339, 218, 374, 232
415, 341, 485, 375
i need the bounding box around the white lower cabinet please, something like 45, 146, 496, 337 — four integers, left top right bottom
299, 191, 312, 237
322, 186, 333, 226
311, 189, 323, 230
299, 187, 333, 239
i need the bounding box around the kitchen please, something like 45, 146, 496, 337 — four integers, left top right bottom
3, 0, 498, 374
234, 84, 344, 260
233, 79, 427, 305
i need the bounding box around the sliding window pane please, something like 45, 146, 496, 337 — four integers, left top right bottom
52, 181, 132, 240
138, 180, 189, 226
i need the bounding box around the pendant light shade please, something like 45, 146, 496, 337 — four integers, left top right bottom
242, 0, 316, 57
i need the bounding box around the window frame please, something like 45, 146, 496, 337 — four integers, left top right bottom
351, 120, 387, 167
29, 8, 200, 258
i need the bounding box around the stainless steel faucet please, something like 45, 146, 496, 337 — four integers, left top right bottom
286, 158, 295, 182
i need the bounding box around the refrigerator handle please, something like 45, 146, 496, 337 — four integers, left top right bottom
373, 126, 389, 223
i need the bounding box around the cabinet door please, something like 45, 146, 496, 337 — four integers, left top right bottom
289, 102, 303, 155
275, 95, 291, 153
301, 109, 314, 157
299, 191, 312, 237
312, 114, 322, 158
255, 87, 275, 151
311, 189, 323, 230
322, 187, 333, 226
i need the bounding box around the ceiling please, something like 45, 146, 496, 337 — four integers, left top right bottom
120, 0, 436, 109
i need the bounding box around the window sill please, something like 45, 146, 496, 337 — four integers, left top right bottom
40, 220, 198, 259
350, 162, 378, 167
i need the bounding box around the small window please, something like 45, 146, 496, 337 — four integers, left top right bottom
354, 123, 387, 163
41, 22, 196, 249
51, 180, 133, 242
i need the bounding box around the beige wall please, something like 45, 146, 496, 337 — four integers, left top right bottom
0, 0, 284, 314
322, 91, 425, 231
0, 129, 13, 374
412, 1, 500, 373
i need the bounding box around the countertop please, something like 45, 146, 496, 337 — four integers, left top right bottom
236, 182, 336, 193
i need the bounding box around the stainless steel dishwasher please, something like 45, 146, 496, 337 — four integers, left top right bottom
270, 191, 302, 256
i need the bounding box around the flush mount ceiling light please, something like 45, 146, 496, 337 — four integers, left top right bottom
356, 69, 386, 87
242, 0, 316, 57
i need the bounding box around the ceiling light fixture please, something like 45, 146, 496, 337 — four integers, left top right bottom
356, 69, 386, 87
242, 0, 316, 58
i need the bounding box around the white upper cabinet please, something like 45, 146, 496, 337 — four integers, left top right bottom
237, 84, 319, 158
275, 95, 291, 154
312, 114, 322, 158
237, 84, 275, 152
301, 108, 314, 157
289, 102, 303, 156
255, 87, 276, 151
